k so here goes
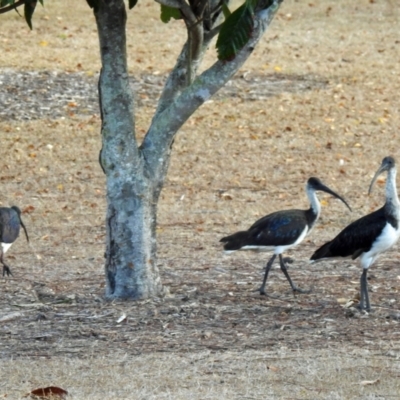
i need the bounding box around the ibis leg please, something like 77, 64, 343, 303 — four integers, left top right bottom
359, 269, 370, 311
279, 254, 310, 294
0, 251, 12, 277
258, 254, 276, 295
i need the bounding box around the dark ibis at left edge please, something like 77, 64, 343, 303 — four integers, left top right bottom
0, 206, 29, 276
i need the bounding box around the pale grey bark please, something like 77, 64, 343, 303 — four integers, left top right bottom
94, 0, 282, 299
95, 0, 162, 299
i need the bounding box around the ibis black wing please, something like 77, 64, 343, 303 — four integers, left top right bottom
311, 207, 386, 260
0, 208, 21, 244
247, 209, 310, 247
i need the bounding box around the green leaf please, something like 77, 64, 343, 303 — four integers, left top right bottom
160, 4, 181, 23
0, 0, 13, 7
128, 0, 138, 9
221, 2, 231, 19
216, 0, 258, 61
24, 1, 37, 30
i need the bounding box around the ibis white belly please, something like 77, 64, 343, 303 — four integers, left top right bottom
224, 226, 309, 254
361, 222, 400, 269
1, 243, 13, 253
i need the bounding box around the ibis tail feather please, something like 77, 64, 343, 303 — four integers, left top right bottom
220, 231, 251, 251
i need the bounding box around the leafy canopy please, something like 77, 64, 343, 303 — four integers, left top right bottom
1, 0, 278, 61
0, 0, 44, 29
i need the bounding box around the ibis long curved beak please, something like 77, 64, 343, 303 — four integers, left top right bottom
316, 181, 352, 211
320, 185, 352, 211
368, 157, 394, 195
19, 218, 29, 243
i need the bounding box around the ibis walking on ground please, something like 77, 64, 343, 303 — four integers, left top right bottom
220, 177, 351, 296
311, 157, 400, 311
0, 206, 29, 276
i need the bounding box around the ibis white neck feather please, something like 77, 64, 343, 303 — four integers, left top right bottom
307, 185, 321, 218
385, 167, 400, 210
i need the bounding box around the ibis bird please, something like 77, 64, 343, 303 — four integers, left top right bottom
311, 156, 400, 311
220, 177, 351, 295
0, 206, 29, 276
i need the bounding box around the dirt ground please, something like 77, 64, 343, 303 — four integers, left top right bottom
1, 0, 400, 398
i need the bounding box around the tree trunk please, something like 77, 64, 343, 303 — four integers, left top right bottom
93, 0, 282, 299
95, 0, 163, 299
105, 182, 162, 298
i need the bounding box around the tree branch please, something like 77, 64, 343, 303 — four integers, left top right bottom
142, 0, 282, 181
177, 0, 204, 85
151, 0, 206, 116
154, 0, 181, 8
151, 43, 189, 116
152, 0, 228, 116
153, 0, 226, 118
0, 0, 25, 14
204, 21, 222, 42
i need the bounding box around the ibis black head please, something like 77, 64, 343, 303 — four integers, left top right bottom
11, 206, 29, 243
307, 177, 352, 211
369, 156, 396, 195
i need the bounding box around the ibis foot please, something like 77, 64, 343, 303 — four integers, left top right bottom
256, 284, 276, 297
356, 304, 371, 313
257, 287, 267, 296
257, 287, 280, 299
2, 265, 12, 277
292, 286, 311, 295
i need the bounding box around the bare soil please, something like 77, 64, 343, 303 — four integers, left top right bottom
0, 0, 400, 398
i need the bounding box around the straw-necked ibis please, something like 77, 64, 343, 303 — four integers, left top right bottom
311, 157, 400, 311
0, 206, 29, 276
220, 177, 351, 295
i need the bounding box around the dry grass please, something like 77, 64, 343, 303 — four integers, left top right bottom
1, 0, 400, 398
1, 349, 400, 399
